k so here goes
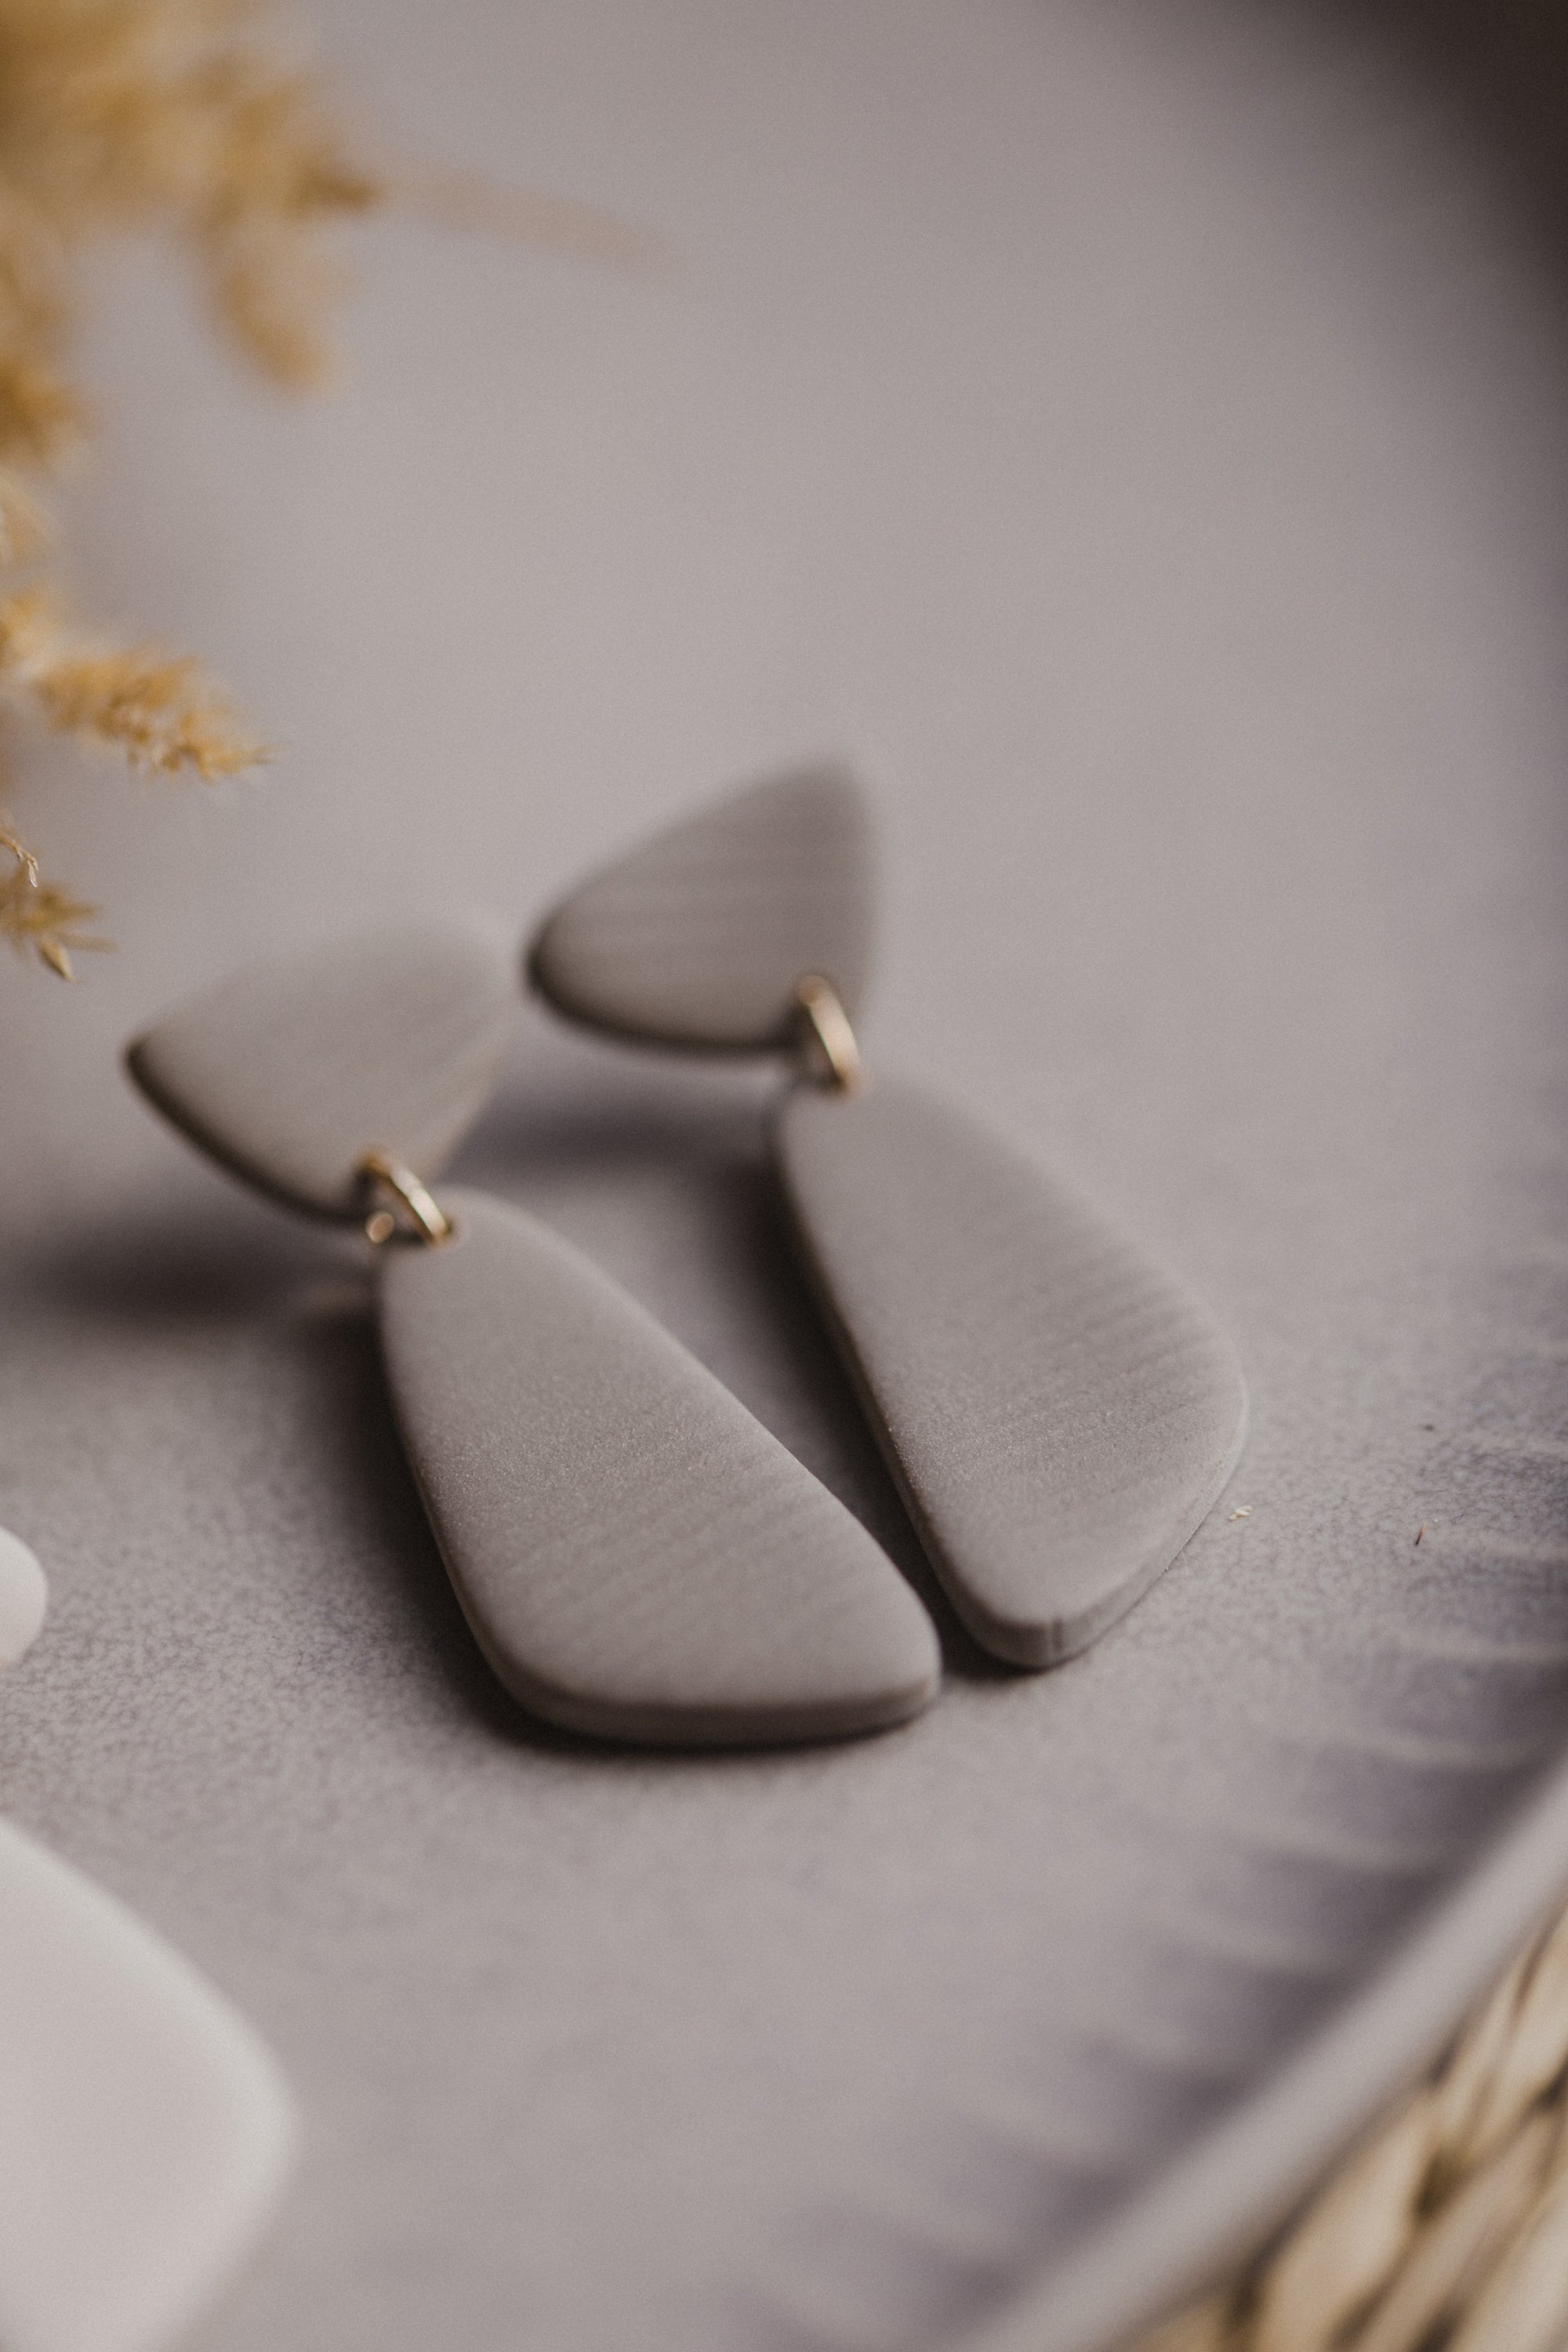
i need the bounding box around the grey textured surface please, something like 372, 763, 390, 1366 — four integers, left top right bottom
0, 4, 1566, 2350
777, 1076, 1248, 1666
528, 764, 875, 1051
127, 922, 521, 1219
378, 1187, 938, 1745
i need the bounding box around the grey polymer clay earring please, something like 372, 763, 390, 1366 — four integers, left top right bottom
124, 917, 939, 1748
528, 762, 1250, 1669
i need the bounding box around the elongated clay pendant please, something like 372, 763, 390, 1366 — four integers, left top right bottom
376, 1189, 939, 1746
0, 1818, 296, 2352
775, 1076, 1249, 1665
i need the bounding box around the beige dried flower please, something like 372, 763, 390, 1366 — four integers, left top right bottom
0, 0, 641, 983
0, 466, 49, 563
0, 822, 103, 974
0, 353, 85, 471
0, 0, 382, 393
0, 587, 266, 776
0, 0, 375, 976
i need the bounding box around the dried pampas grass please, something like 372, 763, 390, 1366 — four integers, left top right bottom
0, 0, 633, 978
0, 822, 100, 976
0, 0, 380, 975
0, 587, 265, 780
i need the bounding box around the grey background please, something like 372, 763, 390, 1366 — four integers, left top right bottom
2, 3, 1567, 2347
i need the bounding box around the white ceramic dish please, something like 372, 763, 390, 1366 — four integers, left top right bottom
0, 1821, 295, 2352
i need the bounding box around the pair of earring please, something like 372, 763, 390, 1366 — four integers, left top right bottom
126, 762, 1247, 1750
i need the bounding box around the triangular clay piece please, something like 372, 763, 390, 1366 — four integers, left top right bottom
376, 1189, 939, 1746
0, 1819, 296, 2352
126, 920, 520, 1219
526, 761, 875, 1051
775, 1076, 1248, 1667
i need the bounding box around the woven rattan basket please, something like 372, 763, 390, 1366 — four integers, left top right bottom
1127, 1903, 1568, 2352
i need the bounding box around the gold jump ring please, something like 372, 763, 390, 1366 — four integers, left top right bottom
793, 974, 865, 1094
356, 1149, 455, 1247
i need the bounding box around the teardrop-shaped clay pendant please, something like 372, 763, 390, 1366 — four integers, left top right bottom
376, 1189, 940, 1746
0, 1819, 296, 2352
776, 1076, 1248, 1667
527, 761, 875, 1051
126, 920, 520, 1219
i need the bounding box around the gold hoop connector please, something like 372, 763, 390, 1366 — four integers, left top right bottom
356, 1149, 455, 1247
793, 974, 865, 1094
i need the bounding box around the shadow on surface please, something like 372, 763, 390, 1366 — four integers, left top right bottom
14, 1173, 350, 1327
1333, 0, 1568, 254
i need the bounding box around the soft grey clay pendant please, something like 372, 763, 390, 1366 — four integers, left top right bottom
776, 1076, 1249, 1667
527, 763, 1248, 1668
125, 922, 938, 1748
378, 1189, 938, 1745
128, 918, 522, 1218
528, 759, 874, 1051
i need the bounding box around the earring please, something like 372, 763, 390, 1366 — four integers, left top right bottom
528, 762, 1249, 1669
125, 917, 939, 1748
